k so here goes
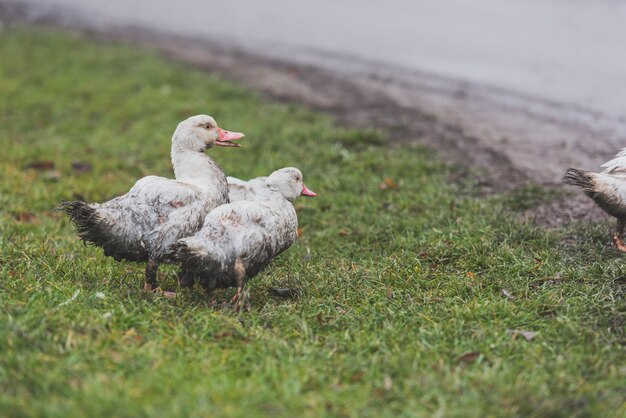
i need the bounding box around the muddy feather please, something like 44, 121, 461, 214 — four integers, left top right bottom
57, 115, 243, 290
169, 168, 315, 304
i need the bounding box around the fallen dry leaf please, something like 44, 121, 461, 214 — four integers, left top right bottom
71, 161, 93, 173
501, 289, 515, 300
109, 351, 124, 364
466, 272, 475, 279
25, 160, 55, 170
68, 377, 82, 389
13, 212, 36, 223
538, 306, 558, 318
43, 170, 62, 181
457, 351, 481, 364
214, 331, 233, 340
269, 287, 299, 298
350, 371, 364, 383
297, 227, 303, 237
124, 328, 138, 338
378, 177, 399, 190
383, 375, 393, 391
507, 329, 538, 341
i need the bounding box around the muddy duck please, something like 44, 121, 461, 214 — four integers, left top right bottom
170, 167, 316, 309
58, 115, 244, 295
227, 175, 267, 202
563, 148, 626, 251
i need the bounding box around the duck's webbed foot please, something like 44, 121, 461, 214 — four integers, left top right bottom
143, 259, 176, 297
613, 234, 626, 252
613, 220, 626, 252
229, 286, 250, 312
148, 286, 177, 298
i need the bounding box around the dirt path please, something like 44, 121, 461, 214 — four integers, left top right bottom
1, 1, 617, 225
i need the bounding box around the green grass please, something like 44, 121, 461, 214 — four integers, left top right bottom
0, 29, 624, 418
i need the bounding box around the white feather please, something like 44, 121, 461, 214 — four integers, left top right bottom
601, 147, 626, 178
227, 175, 268, 202
175, 168, 312, 293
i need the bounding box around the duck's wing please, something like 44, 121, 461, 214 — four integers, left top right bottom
227, 176, 250, 202
601, 148, 626, 177
227, 176, 268, 202
174, 201, 292, 274
226, 176, 248, 187
139, 176, 226, 258
66, 176, 208, 260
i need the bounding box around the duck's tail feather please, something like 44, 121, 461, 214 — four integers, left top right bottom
57, 201, 100, 239
166, 237, 225, 274
562, 168, 596, 195
165, 239, 203, 270
165, 240, 188, 263
56, 200, 111, 248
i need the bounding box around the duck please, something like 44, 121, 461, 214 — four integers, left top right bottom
58, 114, 244, 295
563, 148, 626, 251
170, 167, 316, 309
227, 175, 267, 202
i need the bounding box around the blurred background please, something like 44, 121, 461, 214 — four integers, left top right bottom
17, 0, 626, 118
5, 0, 626, 182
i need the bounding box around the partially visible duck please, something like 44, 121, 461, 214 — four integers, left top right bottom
227, 175, 267, 202
563, 148, 626, 251
170, 167, 316, 309
58, 115, 244, 294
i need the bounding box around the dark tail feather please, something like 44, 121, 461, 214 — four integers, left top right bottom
163, 240, 189, 263
56, 201, 105, 244
562, 168, 596, 194
164, 240, 208, 274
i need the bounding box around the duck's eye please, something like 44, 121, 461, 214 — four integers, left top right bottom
204, 123, 214, 130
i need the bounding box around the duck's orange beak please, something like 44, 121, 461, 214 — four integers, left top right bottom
216, 128, 245, 147
301, 183, 316, 197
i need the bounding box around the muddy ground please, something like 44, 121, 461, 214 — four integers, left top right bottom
0, 1, 614, 227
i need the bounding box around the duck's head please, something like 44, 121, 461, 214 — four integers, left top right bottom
173, 114, 244, 152
267, 167, 316, 202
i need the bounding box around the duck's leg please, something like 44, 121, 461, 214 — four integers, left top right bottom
143, 259, 159, 291
177, 266, 195, 289
613, 220, 626, 252
143, 259, 176, 297
229, 258, 249, 312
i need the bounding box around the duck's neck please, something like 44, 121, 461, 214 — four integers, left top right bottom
172, 146, 226, 187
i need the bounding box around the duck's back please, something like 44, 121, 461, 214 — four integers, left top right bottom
178, 198, 297, 287
227, 176, 268, 202
87, 176, 223, 260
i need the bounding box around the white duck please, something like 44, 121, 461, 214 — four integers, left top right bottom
58, 114, 244, 294
170, 167, 316, 309
227, 175, 267, 202
563, 148, 626, 251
